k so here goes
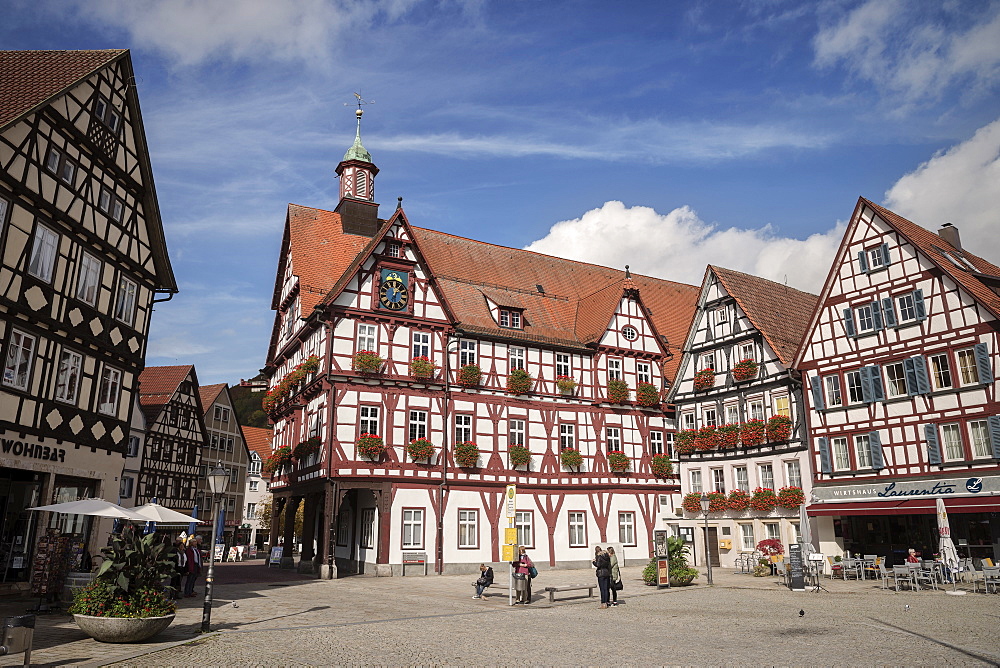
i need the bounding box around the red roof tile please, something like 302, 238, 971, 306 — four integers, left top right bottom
242, 426, 274, 460
138, 365, 195, 421
198, 383, 226, 412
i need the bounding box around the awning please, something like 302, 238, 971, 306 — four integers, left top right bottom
807, 496, 1000, 516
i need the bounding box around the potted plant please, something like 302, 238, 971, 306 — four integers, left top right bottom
750, 487, 778, 512
292, 437, 320, 462
356, 433, 384, 461
726, 488, 751, 511
740, 419, 766, 447
667, 536, 699, 586
457, 363, 482, 388
766, 415, 792, 442
650, 453, 673, 477
454, 441, 480, 468
409, 356, 436, 378
261, 354, 322, 414
675, 429, 697, 455
560, 447, 583, 470
755, 538, 785, 578
509, 444, 531, 468
406, 437, 435, 462
352, 350, 384, 374
642, 557, 658, 585
681, 492, 703, 514
694, 425, 718, 451
506, 368, 533, 395
635, 381, 660, 407
705, 491, 726, 513
263, 446, 292, 476
556, 375, 577, 395
731, 358, 758, 381
693, 367, 715, 390
607, 450, 630, 473
606, 379, 630, 404
777, 485, 805, 509
69, 526, 176, 643
716, 423, 741, 449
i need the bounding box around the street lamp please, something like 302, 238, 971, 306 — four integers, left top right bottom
699, 493, 713, 585
201, 462, 230, 632
436, 330, 463, 574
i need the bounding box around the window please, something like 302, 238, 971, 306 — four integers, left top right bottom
113, 275, 137, 326
649, 431, 664, 455
337, 507, 351, 545
45, 147, 61, 172
785, 460, 802, 488
831, 437, 850, 471
98, 365, 122, 415
689, 469, 702, 494
359, 508, 375, 549
559, 424, 574, 450
509, 418, 525, 446
458, 509, 478, 548
734, 466, 748, 491
249, 454, 261, 476
740, 342, 754, 361
897, 293, 916, 322
637, 361, 651, 384
725, 404, 739, 424
54, 348, 82, 403
882, 362, 907, 398
359, 405, 379, 435
568, 511, 586, 547
228, 467, 238, 483
385, 242, 401, 258
969, 420, 991, 459
703, 407, 717, 427
715, 307, 728, 325
824, 375, 843, 407
866, 244, 888, 270
712, 468, 725, 493
748, 401, 764, 421
402, 509, 424, 549
514, 511, 533, 548
246, 503, 257, 519
854, 434, 872, 468
455, 414, 472, 443
665, 433, 674, 459
249, 481, 259, 492
758, 464, 774, 490
956, 348, 979, 385
845, 371, 864, 404
499, 309, 522, 329
459, 340, 476, 366
408, 410, 427, 441
98, 187, 112, 213
555, 353, 571, 378
357, 324, 377, 352
74, 252, 102, 306
928, 354, 952, 390
94, 96, 122, 133
214, 406, 230, 422
621, 325, 638, 341
856, 304, 875, 333
119, 476, 134, 499
3, 330, 36, 391
127, 436, 139, 457
700, 352, 716, 371
683, 413, 696, 430
607, 358, 622, 381
509, 346, 525, 371
412, 332, 430, 358
773, 396, 790, 417
740, 524, 755, 550
28, 223, 59, 282
605, 427, 621, 453
941, 423, 963, 461
765, 523, 780, 541
45, 147, 76, 185
619, 512, 636, 546
226, 437, 234, 453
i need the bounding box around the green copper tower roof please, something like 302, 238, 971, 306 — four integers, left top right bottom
343, 109, 372, 162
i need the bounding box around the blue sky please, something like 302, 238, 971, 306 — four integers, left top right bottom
4, 0, 1000, 385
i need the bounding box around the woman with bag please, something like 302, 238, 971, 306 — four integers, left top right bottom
607, 546, 622, 606
593, 546, 612, 608
511, 546, 534, 604
473, 563, 494, 599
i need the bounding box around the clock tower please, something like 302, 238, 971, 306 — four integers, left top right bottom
336, 106, 381, 236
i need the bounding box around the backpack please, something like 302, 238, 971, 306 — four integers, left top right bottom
528, 566, 538, 579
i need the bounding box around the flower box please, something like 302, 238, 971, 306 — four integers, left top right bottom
681, 492, 703, 513
261, 355, 321, 414
263, 446, 292, 476
406, 437, 435, 462
352, 350, 384, 374
716, 423, 741, 449
506, 368, 533, 395
694, 425, 718, 451
693, 368, 715, 391
727, 489, 751, 511
556, 375, 577, 394
409, 356, 437, 378
458, 364, 481, 388
509, 444, 531, 468
732, 358, 758, 382
766, 415, 792, 442
706, 491, 726, 513
740, 419, 766, 447
356, 434, 384, 461
750, 487, 778, 512
675, 429, 697, 455
606, 379, 630, 404
635, 381, 660, 407
777, 486, 805, 509
454, 441, 480, 468
607, 450, 630, 473
560, 447, 583, 469
650, 453, 673, 477
292, 437, 320, 462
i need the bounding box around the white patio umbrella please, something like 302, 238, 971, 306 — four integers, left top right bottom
936, 497, 965, 596
29, 498, 146, 519
128, 502, 204, 525
799, 503, 815, 555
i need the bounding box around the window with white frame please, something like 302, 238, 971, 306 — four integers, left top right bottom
845, 370, 864, 404
824, 375, 842, 407
559, 423, 574, 450
498, 309, 522, 329
740, 342, 754, 361
568, 511, 586, 547
791, 522, 802, 544
408, 410, 427, 441
249, 480, 259, 492
402, 509, 424, 548
119, 476, 134, 499
941, 423, 963, 461
683, 413, 696, 430
246, 503, 257, 519
758, 463, 774, 490
619, 512, 636, 546
649, 431, 664, 455
831, 437, 850, 471
956, 348, 980, 385
725, 404, 739, 424
385, 241, 401, 258
689, 469, 702, 493
785, 460, 802, 488
854, 434, 872, 468
606, 427, 621, 452
715, 307, 728, 326
621, 325, 638, 341
515, 511, 533, 548
509, 419, 525, 446
637, 361, 651, 384
459, 340, 476, 366
765, 523, 780, 541
700, 352, 715, 371
896, 292, 917, 322
929, 354, 952, 390
883, 362, 907, 398
28, 223, 58, 282
607, 358, 622, 381
748, 401, 764, 421
969, 420, 991, 458
740, 524, 755, 550
856, 304, 875, 333
54, 348, 82, 404
734, 466, 748, 491
97, 365, 122, 416
711, 468, 725, 493
556, 353, 571, 378
357, 324, 377, 352
703, 407, 717, 427
75, 252, 101, 305
412, 332, 430, 358
249, 453, 261, 475
214, 406, 230, 422
458, 509, 479, 548
359, 405, 380, 435
773, 396, 790, 418
867, 245, 887, 269
665, 433, 674, 459
127, 436, 139, 457
509, 346, 525, 371
113, 275, 137, 326
455, 414, 472, 443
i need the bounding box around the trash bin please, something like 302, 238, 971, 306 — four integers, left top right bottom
1, 614, 35, 665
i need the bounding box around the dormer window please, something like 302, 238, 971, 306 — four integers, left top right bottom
385, 242, 401, 258
499, 309, 522, 329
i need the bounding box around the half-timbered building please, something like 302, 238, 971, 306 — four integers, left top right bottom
668, 266, 818, 568
795, 198, 1000, 565
264, 112, 699, 576
0, 50, 175, 580
198, 383, 250, 542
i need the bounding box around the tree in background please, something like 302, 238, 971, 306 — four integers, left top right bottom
229, 380, 270, 428
255, 498, 303, 538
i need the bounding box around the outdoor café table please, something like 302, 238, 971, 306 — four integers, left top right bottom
860, 558, 878, 579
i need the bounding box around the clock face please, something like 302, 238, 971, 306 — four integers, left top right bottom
379, 271, 409, 311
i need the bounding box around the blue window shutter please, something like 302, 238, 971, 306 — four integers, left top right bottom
973, 342, 993, 384
882, 298, 897, 328
810, 376, 825, 411
925, 424, 942, 465
988, 416, 1000, 460
868, 365, 886, 402
911, 355, 930, 394
880, 242, 890, 266
871, 301, 883, 330
903, 358, 919, 396
842, 308, 856, 338
913, 289, 926, 321
817, 437, 832, 474
860, 366, 874, 403
869, 431, 884, 471
858, 251, 869, 273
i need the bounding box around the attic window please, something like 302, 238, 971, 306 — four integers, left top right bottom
385, 242, 401, 258
621, 325, 638, 341
499, 309, 522, 329
93, 95, 121, 134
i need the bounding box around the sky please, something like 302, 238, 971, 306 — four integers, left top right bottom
3, 0, 1000, 385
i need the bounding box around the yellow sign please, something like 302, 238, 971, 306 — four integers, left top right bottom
505, 528, 518, 544
501, 544, 516, 561
505, 484, 517, 518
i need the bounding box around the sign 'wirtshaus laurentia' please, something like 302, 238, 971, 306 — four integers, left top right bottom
811, 476, 997, 501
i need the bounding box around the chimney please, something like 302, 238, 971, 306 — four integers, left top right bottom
938, 222, 961, 250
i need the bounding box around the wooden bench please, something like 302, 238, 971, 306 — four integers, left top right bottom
543, 584, 596, 603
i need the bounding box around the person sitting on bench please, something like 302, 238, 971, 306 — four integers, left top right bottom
473, 563, 494, 599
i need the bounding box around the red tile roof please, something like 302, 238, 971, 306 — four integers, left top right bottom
198, 383, 226, 412
0, 50, 126, 129
138, 365, 195, 421
710, 265, 819, 366
242, 426, 274, 460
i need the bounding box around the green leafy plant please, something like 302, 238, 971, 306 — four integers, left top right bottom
766, 415, 792, 442
635, 381, 660, 407
454, 441, 479, 468
560, 447, 583, 469
642, 557, 658, 585
352, 350, 384, 374
509, 444, 531, 467
732, 358, 758, 381
777, 485, 805, 509
682, 492, 703, 513
409, 356, 436, 378
606, 379, 630, 403
694, 425, 718, 451
667, 536, 699, 584
356, 433, 384, 460
556, 375, 577, 392
693, 367, 715, 390
506, 368, 533, 395
406, 437, 435, 461
607, 450, 630, 472
740, 419, 766, 447
705, 491, 726, 512
69, 580, 175, 618
261, 355, 321, 414
650, 453, 673, 477
292, 437, 320, 462
458, 364, 482, 388
675, 429, 697, 454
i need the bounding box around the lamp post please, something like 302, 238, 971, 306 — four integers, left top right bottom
201, 462, 230, 633
436, 330, 463, 574
699, 493, 713, 585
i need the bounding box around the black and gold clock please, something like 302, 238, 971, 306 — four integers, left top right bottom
378, 269, 409, 311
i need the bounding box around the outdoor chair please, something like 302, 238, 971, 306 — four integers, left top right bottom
892, 565, 915, 591
841, 558, 863, 580
983, 558, 995, 568
863, 556, 882, 580
966, 562, 985, 593
908, 562, 937, 590
983, 566, 1000, 594
876, 562, 892, 589
826, 556, 843, 580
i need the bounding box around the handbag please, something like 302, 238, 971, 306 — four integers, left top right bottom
528, 566, 538, 579
611, 579, 623, 591
476, 576, 487, 586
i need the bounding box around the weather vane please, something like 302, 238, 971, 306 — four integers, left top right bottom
345, 92, 374, 116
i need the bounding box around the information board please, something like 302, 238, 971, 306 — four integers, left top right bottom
268, 546, 283, 567
501, 544, 516, 561
653, 530, 669, 557
787, 543, 806, 591
504, 528, 518, 544
656, 558, 670, 588
504, 485, 517, 519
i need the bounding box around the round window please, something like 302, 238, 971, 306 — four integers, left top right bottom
622, 325, 638, 341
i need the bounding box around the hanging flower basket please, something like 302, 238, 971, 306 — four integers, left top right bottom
261, 355, 321, 414
732, 358, 758, 382
716, 423, 741, 449
676, 430, 697, 455
406, 437, 435, 461
454, 441, 480, 468
694, 426, 718, 451
560, 447, 583, 469
777, 486, 805, 509
607, 451, 630, 473
352, 350, 384, 374
509, 444, 531, 468
506, 368, 533, 395
727, 489, 751, 511
356, 433, 384, 461
682, 492, 703, 514
635, 381, 660, 407
766, 415, 792, 442
458, 364, 482, 388
693, 368, 715, 391
263, 446, 291, 476
740, 419, 766, 447
556, 375, 577, 394
409, 356, 437, 378
750, 487, 778, 512
650, 453, 673, 477
292, 437, 320, 462
606, 379, 630, 404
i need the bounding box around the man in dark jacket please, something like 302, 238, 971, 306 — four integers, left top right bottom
473, 563, 494, 598
593, 546, 612, 608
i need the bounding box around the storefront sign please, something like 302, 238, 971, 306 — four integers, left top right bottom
812, 475, 999, 502
1, 437, 65, 462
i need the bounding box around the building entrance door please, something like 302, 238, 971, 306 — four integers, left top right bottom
0, 468, 42, 582
703, 526, 721, 567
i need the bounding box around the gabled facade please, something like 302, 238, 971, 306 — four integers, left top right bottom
795, 198, 1000, 564
668, 266, 818, 568
198, 383, 250, 542
242, 426, 273, 549
0, 50, 175, 581
119, 394, 146, 506
263, 114, 699, 576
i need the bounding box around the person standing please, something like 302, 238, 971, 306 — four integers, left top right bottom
607, 546, 621, 607
473, 563, 494, 599
511, 546, 534, 604
593, 546, 612, 609
184, 536, 202, 597
170, 537, 187, 600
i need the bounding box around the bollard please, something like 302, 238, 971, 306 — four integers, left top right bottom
0, 614, 35, 667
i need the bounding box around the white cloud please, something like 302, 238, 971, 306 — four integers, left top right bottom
884, 118, 1000, 261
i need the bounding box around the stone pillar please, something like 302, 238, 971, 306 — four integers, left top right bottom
318, 483, 338, 580
269, 496, 285, 549
374, 487, 393, 577
299, 494, 317, 573
281, 496, 300, 568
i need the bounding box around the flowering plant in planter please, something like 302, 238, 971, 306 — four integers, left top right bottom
750, 487, 778, 512
727, 488, 751, 511
408, 356, 436, 378
454, 441, 480, 468
292, 437, 320, 462
607, 451, 630, 472
777, 485, 806, 509
756, 537, 784, 557
556, 375, 577, 393
731, 358, 759, 381
560, 447, 583, 469
694, 425, 718, 451
706, 491, 727, 513
740, 419, 766, 447
406, 437, 435, 461
506, 368, 533, 395
352, 350, 384, 374
693, 367, 715, 390
509, 444, 531, 468
606, 379, 630, 404
766, 415, 792, 442
263, 446, 292, 476
356, 433, 384, 461
457, 364, 481, 388
650, 453, 673, 477
261, 355, 321, 414
681, 492, 703, 514
716, 423, 741, 449
675, 429, 697, 455
635, 381, 660, 407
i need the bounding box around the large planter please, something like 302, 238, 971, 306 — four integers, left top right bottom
73, 613, 175, 643
669, 573, 696, 586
